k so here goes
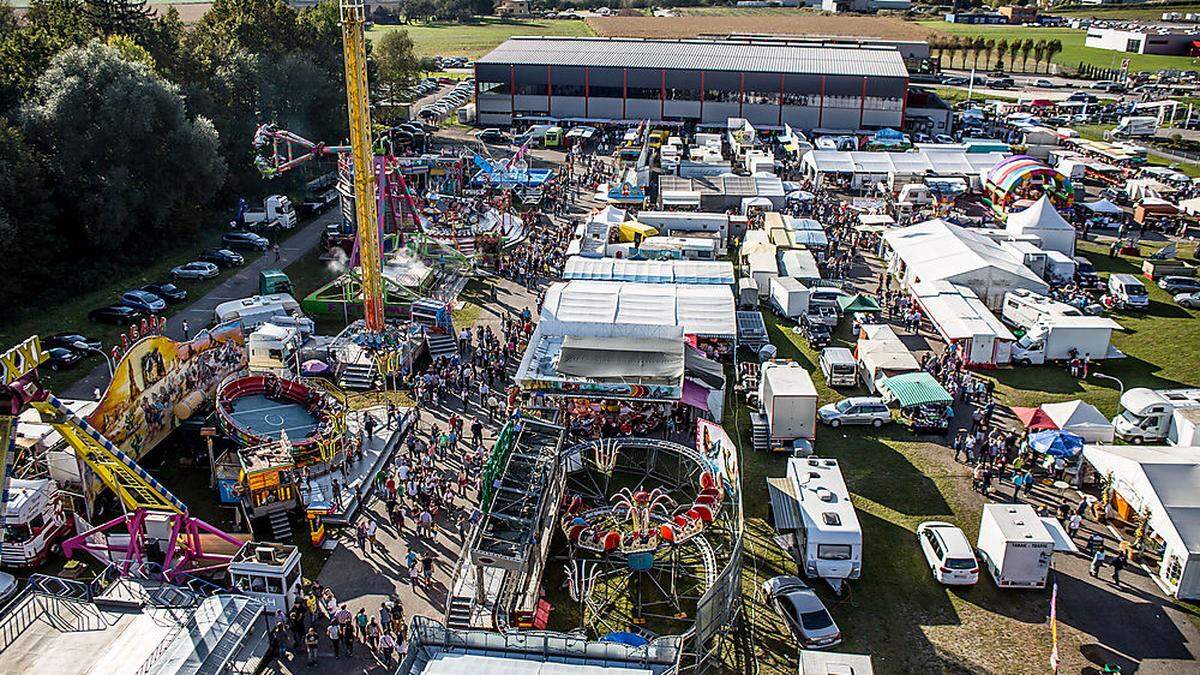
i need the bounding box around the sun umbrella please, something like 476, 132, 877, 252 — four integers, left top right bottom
1028, 429, 1085, 458
301, 359, 329, 375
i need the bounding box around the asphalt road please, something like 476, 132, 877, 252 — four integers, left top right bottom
62, 210, 339, 399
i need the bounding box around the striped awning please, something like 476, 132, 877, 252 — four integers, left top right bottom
767, 477, 801, 533
879, 372, 953, 409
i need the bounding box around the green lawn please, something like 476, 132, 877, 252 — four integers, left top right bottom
367, 18, 594, 59
923, 22, 1200, 74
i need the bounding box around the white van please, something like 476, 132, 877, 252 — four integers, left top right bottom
1108, 273, 1149, 309
819, 348, 857, 388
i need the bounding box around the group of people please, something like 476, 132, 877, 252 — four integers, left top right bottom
272, 582, 408, 669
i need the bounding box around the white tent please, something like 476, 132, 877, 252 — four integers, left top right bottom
1082, 445, 1200, 599
540, 281, 737, 338
1006, 195, 1076, 256
1082, 199, 1124, 215
1041, 399, 1114, 443
882, 219, 1050, 310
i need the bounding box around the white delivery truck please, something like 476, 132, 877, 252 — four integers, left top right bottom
976, 504, 1055, 589
1000, 289, 1082, 331
1112, 387, 1200, 445
819, 348, 858, 388
758, 361, 819, 442
237, 195, 297, 231
1106, 116, 1158, 140
769, 276, 809, 320
1010, 315, 1124, 365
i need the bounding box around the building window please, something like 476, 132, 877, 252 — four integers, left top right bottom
1126, 38, 1141, 52
550, 83, 585, 97
704, 89, 739, 104
478, 81, 508, 96
627, 86, 660, 100
666, 87, 699, 102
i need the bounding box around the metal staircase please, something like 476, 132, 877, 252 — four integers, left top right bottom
750, 412, 770, 452
446, 596, 474, 630
411, 298, 458, 360
193, 600, 264, 675
266, 509, 293, 541
338, 361, 377, 390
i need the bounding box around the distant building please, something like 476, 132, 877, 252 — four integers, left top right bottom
944, 12, 1006, 25
998, 5, 1038, 24
1085, 25, 1200, 56
819, 0, 912, 12
495, 0, 531, 17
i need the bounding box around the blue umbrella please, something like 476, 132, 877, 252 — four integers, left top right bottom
1028, 430, 1085, 458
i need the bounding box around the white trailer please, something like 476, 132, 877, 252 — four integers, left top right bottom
1010, 315, 1124, 365
769, 276, 810, 320
785, 457, 862, 592
1043, 251, 1077, 285
214, 293, 308, 332
758, 361, 818, 442
819, 348, 858, 388
1000, 289, 1083, 331
746, 249, 779, 298
976, 504, 1055, 589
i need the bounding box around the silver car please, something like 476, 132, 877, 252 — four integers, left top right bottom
1176, 291, 1200, 309
818, 396, 892, 428
762, 576, 842, 649
170, 261, 220, 280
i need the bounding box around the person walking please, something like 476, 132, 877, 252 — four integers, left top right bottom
181, 319, 190, 340
327, 621, 342, 659
355, 607, 369, 642
1068, 513, 1082, 540
1111, 551, 1126, 584
378, 631, 397, 668
1090, 547, 1106, 578
305, 627, 320, 665
273, 243, 281, 262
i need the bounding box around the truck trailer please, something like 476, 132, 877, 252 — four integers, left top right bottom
1009, 315, 1124, 365
976, 504, 1055, 589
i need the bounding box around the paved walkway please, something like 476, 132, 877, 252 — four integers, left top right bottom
63, 210, 339, 399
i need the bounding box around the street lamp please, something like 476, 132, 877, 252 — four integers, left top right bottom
1092, 372, 1125, 414
74, 341, 114, 380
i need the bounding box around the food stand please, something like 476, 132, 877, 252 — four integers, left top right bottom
878, 372, 953, 434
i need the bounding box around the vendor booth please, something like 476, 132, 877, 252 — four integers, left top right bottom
878, 372, 953, 434
1014, 399, 1115, 443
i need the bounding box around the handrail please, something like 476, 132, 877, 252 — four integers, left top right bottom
0, 592, 40, 653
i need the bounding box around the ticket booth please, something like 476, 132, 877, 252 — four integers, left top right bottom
228, 542, 302, 619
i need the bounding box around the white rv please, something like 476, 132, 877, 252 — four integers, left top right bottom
214, 293, 312, 333
1000, 289, 1083, 331
783, 457, 863, 592
247, 323, 304, 376
1112, 388, 1200, 446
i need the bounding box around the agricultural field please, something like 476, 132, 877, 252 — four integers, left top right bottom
925, 22, 1200, 74
587, 13, 935, 41
366, 17, 594, 59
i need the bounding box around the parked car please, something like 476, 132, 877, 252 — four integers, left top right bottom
88, 304, 144, 325
42, 333, 101, 353
142, 282, 187, 304
222, 231, 270, 251
119, 290, 166, 314
799, 315, 831, 349
171, 261, 221, 280
1159, 276, 1200, 295
818, 396, 892, 428
941, 75, 968, 86
761, 576, 842, 650
934, 134, 955, 144
916, 521, 980, 586
477, 128, 507, 144
1032, 78, 1058, 88
199, 249, 245, 268
44, 347, 84, 371
1175, 291, 1200, 308
0, 572, 17, 606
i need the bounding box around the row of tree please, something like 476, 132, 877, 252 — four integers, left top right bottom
0, 0, 422, 313
930, 36, 1065, 75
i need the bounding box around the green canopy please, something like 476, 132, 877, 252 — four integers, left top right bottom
879, 372, 952, 408
837, 293, 882, 313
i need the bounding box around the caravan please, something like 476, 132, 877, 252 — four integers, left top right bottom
1000, 289, 1082, 331
772, 457, 863, 593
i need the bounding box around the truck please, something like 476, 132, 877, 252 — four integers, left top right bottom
235, 195, 297, 231
769, 276, 809, 320
757, 360, 819, 442
1112, 387, 1200, 445
999, 289, 1082, 331
1106, 116, 1158, 140
976, 504, 1055, 589
258, 269, 293, 296
1009, 315, 1124, 365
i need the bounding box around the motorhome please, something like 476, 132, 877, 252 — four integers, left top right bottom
780, 457, 863, 593
976, 504, 1055, 589
2, 478, 67, 568
247, 324, 304, 376
1000, 289, 1083, 331
214, 294, 313, 333
819, 348, 858, 388
1112, 388, 1200, 445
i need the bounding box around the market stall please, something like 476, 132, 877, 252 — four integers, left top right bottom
878, 371, 953, 434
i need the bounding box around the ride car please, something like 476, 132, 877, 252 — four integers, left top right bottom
171, 261, 221, 280
88, 304, 144, 325
142, 282, 187, 303
199, 249, 245, 268
119, 290, 166, 314
818, 397, 892, 428
761, 576, 842, 649
916, 521, 980, 586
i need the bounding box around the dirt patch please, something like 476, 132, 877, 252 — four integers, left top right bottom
586, 15, 937, 41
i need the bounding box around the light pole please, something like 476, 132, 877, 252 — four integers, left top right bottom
1092, 372, 1125, 415
74, 342, 114, 380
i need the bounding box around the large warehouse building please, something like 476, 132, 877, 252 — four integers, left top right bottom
474, 36, 911, 131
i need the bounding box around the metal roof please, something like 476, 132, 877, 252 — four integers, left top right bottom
479, 37, 909, 79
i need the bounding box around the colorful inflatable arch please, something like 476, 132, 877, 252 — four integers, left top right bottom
984, 155, 1074, 216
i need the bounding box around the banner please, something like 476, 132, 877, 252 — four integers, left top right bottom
695, 418, 741, 525
1049, 581, 1059, 672
88, 323, 246, 459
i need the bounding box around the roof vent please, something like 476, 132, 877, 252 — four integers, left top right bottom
817, 487, 835, 502
254, 546, 278, 564
822, 512, 841, 526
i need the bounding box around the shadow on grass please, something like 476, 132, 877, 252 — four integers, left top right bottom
1056, 571, 1195, 663
820, 434, 954, 518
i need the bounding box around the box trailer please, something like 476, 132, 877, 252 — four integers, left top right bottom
758, 361, 818, 441
769, 276, 809, 319
1010, 315, 1124, 365
976, 504, 1055, 589
746, 249, 779, 298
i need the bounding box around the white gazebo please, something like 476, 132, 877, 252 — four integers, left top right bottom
1006, 195, 1076, 256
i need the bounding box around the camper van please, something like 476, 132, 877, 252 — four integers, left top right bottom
214, 293, 314, 333
1112, 387, 1200, 446
783, 457, 863, 592
819, 348, 858, 388
1000, 289, 1083, 331
1108, 273, 1150, 309
247, 323, 303, 376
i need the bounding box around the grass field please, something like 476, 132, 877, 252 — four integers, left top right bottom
923, 22, 1200, 74
366, 18, 593, 59
588, 13, 934, 41
1057, 4, 1200, 20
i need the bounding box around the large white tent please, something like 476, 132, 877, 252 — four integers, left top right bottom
541, 281, 737, 338
1041, 399, 1114, 443
562, 257, 735, 285
882, 219, 1049, 309
1005, 195, 1077, 256
1082, 445, 1200, 599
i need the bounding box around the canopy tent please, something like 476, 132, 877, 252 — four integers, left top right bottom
784, 216, 823, 231
1028, 429, 1085, 458
1012, 406, 1058, 431
557, 336, 684, 380
1040, 399, 1115, 443
562, 257, 734, 285
837, 294, 882, 313
541, 281, 737, 338
1005, 194, 1077, 256
1082, 199, 1124, 215
617, 221, 658, 243
684, 344, 725, 390
879, 372, 953, 408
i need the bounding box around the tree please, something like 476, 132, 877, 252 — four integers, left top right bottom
374, 30, 422, 107
105, 33, 154, 69
995, 37, 1008, 71
1045, 38, 1063, 73
983, 38, 995, 72
0, 0, 93, 111
1032, 38, 1047, 74
1020, 38, 1035, 72
1008, 38, 1022, 74
971, 36, 985, 70
83, 0, 152, 37
20, 41, 226, 255
0, 120, 60, 303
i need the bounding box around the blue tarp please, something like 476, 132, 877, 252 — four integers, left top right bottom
1028, 429, 1085, 458
602, 632, 650, 647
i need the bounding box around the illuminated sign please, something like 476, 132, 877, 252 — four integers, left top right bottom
1, 336, 47, 385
